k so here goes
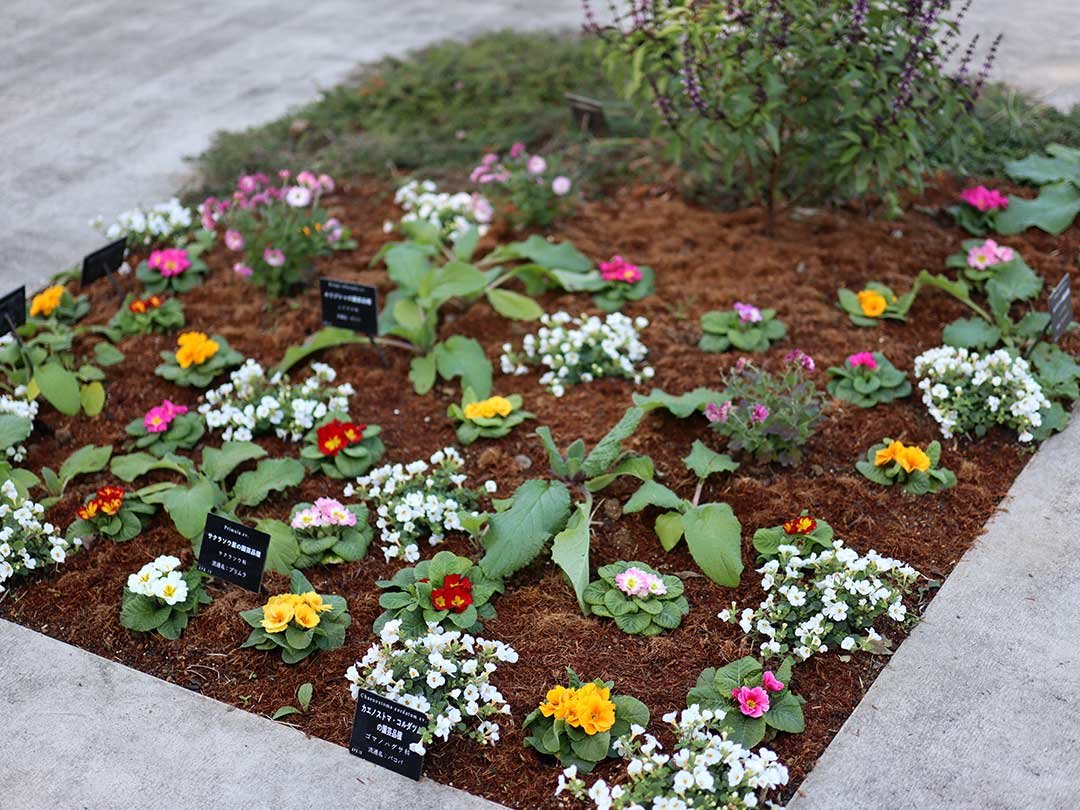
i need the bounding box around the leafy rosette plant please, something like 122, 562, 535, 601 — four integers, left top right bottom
947, 185, 1010, 236
239, 570, 350, 664
67, 484, 155, 543
125, 399, 204, 457
837, 282, 914, 326
301, 414, 385, 479
136, 243, 210, 294
447, 388, 534, 445
107, 293, 184, 338
155, 331, 243, 388
856, 438, 956, 495
524, 669, 650, 773
276, 498, 373, 568
699, 302, 786, 353
583, 561, 688, 635
373, 550, 504, 637
28, 285, 90, 326
120, 555, 211, 640
826, 352, 911, 408
592, 255, 655, 313
686, 657, 805, 748
752, 511, 835, 559
945, 238, 1026, 286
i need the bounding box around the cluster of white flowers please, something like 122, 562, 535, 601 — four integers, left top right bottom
346, 620, 517, 752
125, 555, 188, 605
0, 390, 39, 463
198, 360, 353, 442
0, 479, 79, 592
344, 447, 481, 563
720, 541, 918, 662
90, 197, 195, 247
560, 705, 789, 810
385, 179, 493, 244
914, 346, 1050, 443
500, 311, 654, 397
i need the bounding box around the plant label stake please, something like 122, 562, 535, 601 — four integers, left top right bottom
0, 286, 35, 376
319, 278, 387, 367
1026, 275, 1074, 357
197, 513, 270, 592
81, 237, 127, 300
349, 689, 426, 781
565, 93, 609, 137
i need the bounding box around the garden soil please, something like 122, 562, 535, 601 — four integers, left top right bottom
3, 175, 1077, 808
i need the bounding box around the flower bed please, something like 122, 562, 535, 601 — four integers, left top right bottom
1, 174, 1077, 809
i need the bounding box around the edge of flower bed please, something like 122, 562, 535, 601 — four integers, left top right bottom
786, 401, 1080, 809
0, 619, 506, 810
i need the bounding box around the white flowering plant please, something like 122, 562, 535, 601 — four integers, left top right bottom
346, 447, 481, 564
583, 561, 689, 636
91, 197, 198, 248
558, 706, 789, 810
301, 414, 385, 479
914, 345, 1053, 443
120, 555, 212, 640
686, 656, 804, 748
198, 360, 354, 444
720, 540, 919, 662
387, 179, 493, 246
346, 621, 517, 753
0, 392, 37, 464
0, 479, 80, 593
500, 311, 654, 397
699, 303, 787, 353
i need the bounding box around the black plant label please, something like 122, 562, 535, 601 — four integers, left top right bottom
321, 278, 378, 335
197, 513, 269, 592
349, 689, 426, 781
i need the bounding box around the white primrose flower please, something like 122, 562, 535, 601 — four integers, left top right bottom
0, 484, 77, 592
92, 197, 195, 246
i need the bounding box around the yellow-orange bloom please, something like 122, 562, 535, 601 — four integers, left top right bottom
463, 396, 513, 421
30, 286, 65, 317
300, 591, 333, 613
897, 445, 931, 473
857, 289, 887, 318
569, 691, 616, 735
261, 601, 294, 633
175, 332, 219, 368
874, 440, 905, 467
539, 685, 576, 721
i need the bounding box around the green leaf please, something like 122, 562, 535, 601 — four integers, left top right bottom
120, 594, 171, 632
34, 362, 82, 415
271, 706, 301, 720
256, 518, 301, 574
434, 336, 492, 399
479, 479, 571, 579
582, 406, 644, 478
425, 261, 487, 303
503, 236, 593, 273
682, 503, 743, 587
1005, 151, 1080, 186
485, 288, 543, 321
392, 298, 425, 332
93, 342, 125, 366
161, 479, 218, 539
232, 458, 305, 507
551, 500, 591, 614
632, 387, 721, 418
624, 480, 686, 514
202, 442, 267, 483
274, 327, 370, 376
0, 414, 33, 451
713, 657, 762, 693
995, 182, 1080, 235
655, 511, 685, 551
297, 682, 313, 711
409, 352, 437, 395
570, 730, 610, 763
682, 440, 739, 481
585, 455, 654, 492
59, 444, 112, 484
942, 318, 1002, 349
765, 690, 805, 733
80, 382, 106, 416
384, 243, 433, 290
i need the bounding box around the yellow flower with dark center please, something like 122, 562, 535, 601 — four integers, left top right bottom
857, 289, 887, 318
30, 285, 65, 317
463, 396, 514, 421
293, 602, 321, 629
300, 591, 333, 613
897, 445, 931, 473
539, 685, 576, 721
261, 601, 294, 633
175, 332, 219, 368
874, 440, 905, 467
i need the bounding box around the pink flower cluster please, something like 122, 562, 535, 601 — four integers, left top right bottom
731, 670, 785, 718
966, 238, 1015, 270
470, 145, 571, 196
143, 400, 188, 434
847, 351, 878, 370
960, 185, 1009, 213
201, 169, 336, 230
599, 255, 643, 284
705, 401, 731, 423
291, 497, 357, 530
613, 566, 668, 597
784, 348, 815, 372
147, 248, 191, 278
734, 301, 763, 323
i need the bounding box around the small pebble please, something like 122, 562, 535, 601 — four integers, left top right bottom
513, 454, 532, 470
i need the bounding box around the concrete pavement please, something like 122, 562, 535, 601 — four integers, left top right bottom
0, 619, 505, 810
787, 403, 1080, 810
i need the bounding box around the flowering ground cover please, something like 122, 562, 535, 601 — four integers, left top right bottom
2, 168, 1077, 807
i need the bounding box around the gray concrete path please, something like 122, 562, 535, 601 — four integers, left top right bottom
0, 619, 505, 810
1, 1, 1078, 293
787, 403, 1080, 810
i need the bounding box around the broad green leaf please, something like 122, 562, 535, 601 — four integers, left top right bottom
59, 444, 112, 484
713, 657, 762, 693
551, 500, 591, 613
297, 682, 314, 711
274, 327, 369, 375
682, 503, 743, 586
232, 458, 305, 507
1004, 151, 1080, 186
581, 406, 644, 478
384, 243, 432, 290
624, 480, 687, 514
409, 352, 437, 395
585, 454, 654, 492
120, 594, 171, 632
424, 261, 487, 303
434, 336, 492, 399
34, 362, 81, 415
995, 182, 1080, 235
0, 414, 33, 451
682, 440, 739, 481
93, 342, 125, 366
503, 236, 593, 273
655, 511, 685, 551
392, 298, 425, 332
479, 480, 571, 579
765, 690, 805, 733
256, 518, 301, 574
633, 387, 721, 418
161, 479, 218, 539
485, 288, 543, 321
80, 382, 106, 416
202, 442, 266, 483
272, 706, 302, 720
942, 317, 1001, 349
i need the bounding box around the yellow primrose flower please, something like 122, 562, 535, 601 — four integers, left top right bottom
293, 602, 321, 629
897, 445, 931, 473
567, 689, 616, 735
300, 591, 333, 613
30, 285, 65, 317
175, 332, 219, 368
857, 289, 887, 318
874, 440, 905, 467
539, 685, 576, 721
261, 601, 294, 633
463, 396, 514, 421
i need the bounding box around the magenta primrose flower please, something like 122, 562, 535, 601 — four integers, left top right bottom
509, 142, 526, 158
761, 671, 785, 692
732, 685, 770, 718
960, 185, 1009, 213
147, 248, 191, 278
847, 351, 878, 370
599, 255, 643, 284
143, 400, 188, 434
233, 262, 253, 277
734, 302, 763, 323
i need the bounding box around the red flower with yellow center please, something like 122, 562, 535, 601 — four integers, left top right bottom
430, 574, 474, 613
341, 422, 365, 443
96, 486, 125, 515
317, 421, 346, 456
783, 515, 817, 535
77, 500, 100, 521
147, 295, 164, 309
129, 299, 148, 314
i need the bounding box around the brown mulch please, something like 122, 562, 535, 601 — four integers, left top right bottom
2, 174, 1076, 808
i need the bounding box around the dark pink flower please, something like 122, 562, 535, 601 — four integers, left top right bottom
751, 403, 770, 423
705, 401, 731, 423
847, 352, 878, 370
762, 671, 785, 692
732, 685, 770, 718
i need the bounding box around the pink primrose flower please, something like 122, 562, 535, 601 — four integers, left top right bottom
732, 685, 770, 718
